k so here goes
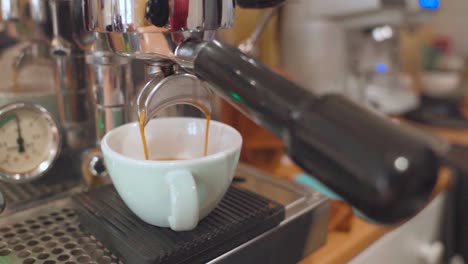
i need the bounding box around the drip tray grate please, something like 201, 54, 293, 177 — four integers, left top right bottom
72, 185, 285, 264
0, 157, 81, 212
0, 180, 78, 209
0, 205, 120, 264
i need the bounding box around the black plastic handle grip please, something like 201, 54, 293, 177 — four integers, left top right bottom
189, 40, 439, 223
236, 0, 286, 8
289, 96, 439, 223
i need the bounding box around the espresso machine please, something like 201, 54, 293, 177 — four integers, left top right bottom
0, 1, 331, 263
0, 0, 460, 263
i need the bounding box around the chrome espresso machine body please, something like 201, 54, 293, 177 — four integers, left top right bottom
0, 1, 146, 221
0, 0, 92, 181
0, 0, 97, 214
0, 1, 330, 263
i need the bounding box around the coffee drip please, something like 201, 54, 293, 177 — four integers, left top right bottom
138, 101, 211, 161
136, 73, 214, 161
139, 111, 150, 160
138, 102, 211, 161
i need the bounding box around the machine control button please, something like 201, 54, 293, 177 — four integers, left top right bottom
145, 0, 170, 27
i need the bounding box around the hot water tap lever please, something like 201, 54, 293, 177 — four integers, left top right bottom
238, 7, 279, 57
175, 40, 441, 224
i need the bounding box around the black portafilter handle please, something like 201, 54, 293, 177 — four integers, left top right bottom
236, 0, 286, 8
177, 40, 440, 224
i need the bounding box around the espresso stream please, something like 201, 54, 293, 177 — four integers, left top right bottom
138, 102, 211, 161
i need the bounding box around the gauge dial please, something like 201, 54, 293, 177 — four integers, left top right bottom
0, 103, 61, 182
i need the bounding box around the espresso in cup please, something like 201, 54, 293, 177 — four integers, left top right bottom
101, 118, 242, 231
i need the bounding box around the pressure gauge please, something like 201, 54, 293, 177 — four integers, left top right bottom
0, 103, 61, 182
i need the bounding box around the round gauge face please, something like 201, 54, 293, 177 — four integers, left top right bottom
0, 103, 60, 182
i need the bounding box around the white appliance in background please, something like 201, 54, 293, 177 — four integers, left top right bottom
350, 193, 455, 264
279, 0, 437, 114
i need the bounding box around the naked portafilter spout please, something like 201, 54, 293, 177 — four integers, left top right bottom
84, 0, 442, 223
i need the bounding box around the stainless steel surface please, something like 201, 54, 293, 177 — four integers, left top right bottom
0, 0, 52, 41
211, 163, 330, 262
0, 103, 61, 183
1, 0, 97, 155
87, 54, 134, 141
49, 0, 95, 152
80, 0, 279, 157
137, 73, 213, 126
52, 54, 94, 151
238, 7, 278, 57
0, 177, 80, 216
12, 41, 51, 73
49, 0, 71, 57
144, 61, 175, 80
236, 163, 328, 227
86, 0, 235, 33
6, 0, 184, 181
83, 0, 235, 61
0, 199, 121, 264
174, 40, 207, 69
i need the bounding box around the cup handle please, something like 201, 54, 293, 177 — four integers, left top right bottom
165, 170, 199, 231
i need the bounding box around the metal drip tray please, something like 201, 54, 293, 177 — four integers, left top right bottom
0, 180, 79, 215
0, 164, 329, 264
0, 158, 81, 216
0, 199, 121, 264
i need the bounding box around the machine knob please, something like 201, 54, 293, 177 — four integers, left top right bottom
145, 0, 170, 27
81, 149, 109, 187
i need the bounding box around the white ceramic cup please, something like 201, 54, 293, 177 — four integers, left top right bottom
101, 118, 242, 231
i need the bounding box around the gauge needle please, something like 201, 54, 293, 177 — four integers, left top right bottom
15, 115, 25, 153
